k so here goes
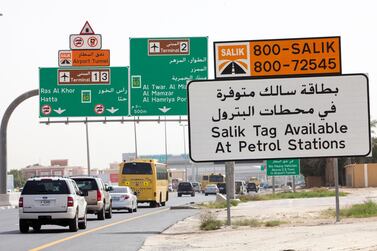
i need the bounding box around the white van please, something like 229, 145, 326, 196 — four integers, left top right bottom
235, 180, 247, 195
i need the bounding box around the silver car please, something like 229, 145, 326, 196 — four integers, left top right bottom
110, 186, 137, 213
204, 184, 219, 196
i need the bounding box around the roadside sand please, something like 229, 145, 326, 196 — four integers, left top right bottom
140, 188, 377, 251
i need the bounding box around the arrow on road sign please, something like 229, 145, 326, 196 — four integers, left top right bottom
106, 107, 119, 114
158, 106, 171, 113
54, 108, 66, 114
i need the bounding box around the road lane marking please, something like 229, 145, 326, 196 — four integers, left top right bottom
29, 208, 170, 251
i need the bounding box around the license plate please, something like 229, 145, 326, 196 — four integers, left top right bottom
40, 200, 50, 206
112, 197, 120, 201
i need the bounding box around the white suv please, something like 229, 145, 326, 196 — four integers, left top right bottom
19, 177, 87, 233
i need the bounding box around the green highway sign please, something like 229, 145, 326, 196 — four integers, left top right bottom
130, 37, 208, 116
267, 159, 300, 176
39, 67, 128, 117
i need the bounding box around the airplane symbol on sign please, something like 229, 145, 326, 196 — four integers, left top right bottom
61, 73, 69, 81
149, 42, 160, 53
59, 72, 70, 82
151, 43, 159, 51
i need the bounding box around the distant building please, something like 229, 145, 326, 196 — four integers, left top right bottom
21, 159, 87, 178
345, 163, 377, 187
98, 162, 120, 184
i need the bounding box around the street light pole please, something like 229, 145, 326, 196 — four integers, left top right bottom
133, 117, 138, 159
180, 124, 188, 181
85, 120, 91, 175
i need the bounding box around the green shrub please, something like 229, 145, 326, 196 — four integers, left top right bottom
230, 199, 239, 207
239, 194, 263, 202
340, 200, 377, 218
200, 211, 223, 231
238, 189, 347, 202
233, 218, 261, 227
265, 220, 284, 227
199, 200, 239, 209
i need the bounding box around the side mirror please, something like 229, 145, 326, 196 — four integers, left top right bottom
106, 186, 113, 192
133, 191, 137, 196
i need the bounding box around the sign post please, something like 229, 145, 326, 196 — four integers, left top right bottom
334, 157, 340, 222
188, 74, 370, 162
130, 37, 208, 116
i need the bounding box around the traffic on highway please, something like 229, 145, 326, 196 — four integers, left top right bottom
1, 1, 376, 250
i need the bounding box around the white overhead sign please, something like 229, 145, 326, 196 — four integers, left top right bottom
70, 34, 102, 50
188, 74, 370, 162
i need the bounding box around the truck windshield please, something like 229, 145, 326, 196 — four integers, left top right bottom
209, 175, 224, 183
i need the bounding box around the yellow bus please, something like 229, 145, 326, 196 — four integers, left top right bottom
118, 159, 169, 207
200, 173, 225, 191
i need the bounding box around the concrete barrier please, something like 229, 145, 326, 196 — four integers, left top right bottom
0, 194, 10, 207
215, 193, 226, 202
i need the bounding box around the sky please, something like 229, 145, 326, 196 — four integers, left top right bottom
0, 0, 376, 170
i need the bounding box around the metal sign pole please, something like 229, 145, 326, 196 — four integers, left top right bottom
334, 158, 340, 222
85, 120, 91, 176
133, 118, 138, 159
225, 161, 234, 226
164, 116, 168, 166
292, 176, 296, 193
272, 176, 275, 195
181, 124, 188, 181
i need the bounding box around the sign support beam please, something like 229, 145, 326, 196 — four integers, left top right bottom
0, 89, 39, 195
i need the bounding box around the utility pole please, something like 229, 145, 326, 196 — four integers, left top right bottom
85, 120, 91, 175
180, 124, 188, 181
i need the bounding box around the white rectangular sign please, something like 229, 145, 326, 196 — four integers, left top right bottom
70, 34, 102, 50
188, 74, 370, 162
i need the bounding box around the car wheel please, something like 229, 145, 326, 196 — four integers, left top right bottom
78, 211, 87, 229
32, 224, 41, 232
161, 201, 166, 206
191, 192, 195, 197
69, 212, 79, 232
19, 219, 29, 233
105, 202, 112, 219
205, 193, 208, 196
128, 207, 133, 213
133, 202, 137, 212
178, 193, 182, 197
97, 206, 105, 220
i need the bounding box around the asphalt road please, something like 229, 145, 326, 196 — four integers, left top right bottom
0, 192, 215, 251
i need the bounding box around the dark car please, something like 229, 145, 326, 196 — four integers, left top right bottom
217, 182, 226, 194
177, 182, 195, 197
247, 182, 259, 193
